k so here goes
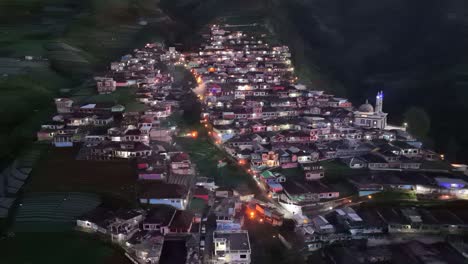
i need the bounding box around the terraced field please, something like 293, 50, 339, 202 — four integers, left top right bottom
0, 143, 48, 218
14, 192, 101, 231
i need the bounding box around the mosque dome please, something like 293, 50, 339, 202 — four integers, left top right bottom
358, 100, 374, 113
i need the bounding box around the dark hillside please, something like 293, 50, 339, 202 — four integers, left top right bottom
267, 0, 468, 161
161, 0, 468, 161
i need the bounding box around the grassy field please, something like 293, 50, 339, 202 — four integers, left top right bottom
13, 192, 101, 232
176, 135, 260, 195
169, 62, 260, 194
371, 191, 418, 202
0, 232, 129, 264
188, 198, 207, 215
0, 69, 69, 161
25, 147, 137, 205
318, 160, 362, 196
244, 217, 305, 264
320, 160, 367, 180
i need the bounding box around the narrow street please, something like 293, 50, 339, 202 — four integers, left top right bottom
167, 66, 302, 263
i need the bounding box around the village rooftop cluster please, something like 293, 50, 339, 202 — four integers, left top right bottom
33, 41, 259, 264
25, 22, 468, 263
177, 23, 468, 259
181, 23, 468, 218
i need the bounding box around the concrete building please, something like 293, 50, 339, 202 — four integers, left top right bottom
354, 91, 388, 129
213, 230, 251, 264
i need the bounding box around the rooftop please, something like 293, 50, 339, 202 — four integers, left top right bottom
214, 230, 251, 252
139, 182, 188, 199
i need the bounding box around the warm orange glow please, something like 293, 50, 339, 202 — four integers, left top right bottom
249, 212, 255, 219
191, 131, 198, 138
368, 195, 372, 199
204, 124, 208, 128
196, 76, 202, 84
238, 159, 246, 165
208, 67, 216, 73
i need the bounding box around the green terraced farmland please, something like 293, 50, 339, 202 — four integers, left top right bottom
14, 192, 101, 232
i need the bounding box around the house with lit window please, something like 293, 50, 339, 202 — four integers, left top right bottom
302, 163, 325, 181
391, 141, 421, 158
76, 207, 115, 234
95, 77, 117, 94
279, 180, 339, 215
109, 210, 145, 242
90, 141, 152, 159
251, 151, 279, 169
139, 182, 190, 210
213, 230, 251, 264
170, 152, 194, 175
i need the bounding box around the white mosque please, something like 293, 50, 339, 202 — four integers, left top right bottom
354, 91, 388, 129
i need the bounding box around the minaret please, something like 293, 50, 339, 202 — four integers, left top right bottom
375, 91, 383, 113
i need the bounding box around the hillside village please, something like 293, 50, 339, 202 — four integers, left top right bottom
2, 21, 468, 264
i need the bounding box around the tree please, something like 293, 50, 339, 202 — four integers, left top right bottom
446, 137, 459, 162
180, 92, 202, 125
404, 107, 431, 139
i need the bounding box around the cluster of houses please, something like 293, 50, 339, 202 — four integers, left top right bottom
181, 24, 452, 219
304, 205, 468, 253
34, 21, 468, 263
323, 239, 467, 264
36, 42, 184, 154
210, 193, 254, 264
33, 43, 205, 263
38, 40, 257, 264
76, 206, 197, 263
348, 171, 468, 199
96, 42, 176, 94
76, 186, 257, 264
